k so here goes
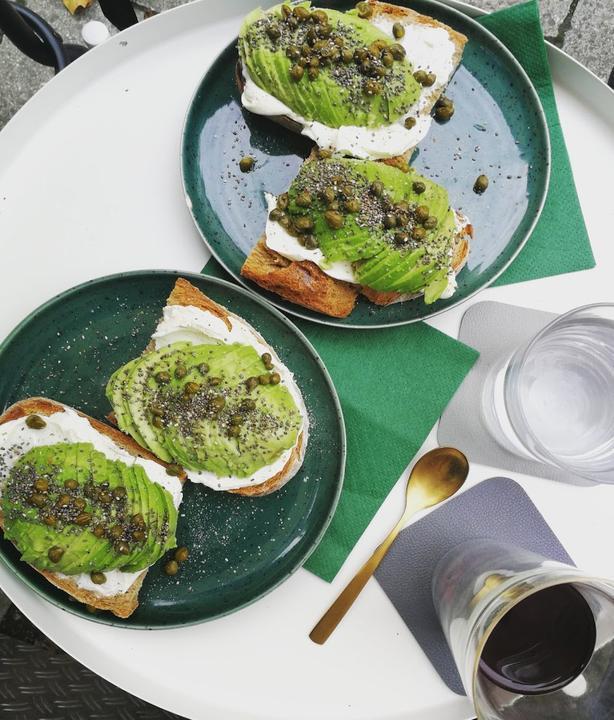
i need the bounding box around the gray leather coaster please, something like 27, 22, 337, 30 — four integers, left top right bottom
438, 301, 590, 485
374, 477, 574, 695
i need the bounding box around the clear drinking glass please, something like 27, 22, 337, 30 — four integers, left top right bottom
482, 304, 614, 483
433, 539, 614, 719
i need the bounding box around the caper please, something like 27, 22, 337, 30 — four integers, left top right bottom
304, 235, 320, 249
25, 414, 46, 430
277, 192, 289, 210
292, 5, 309, 22
305, 28, 317, 45
57, 493, 71, 507
197, 363, 209, 375
34, 478, 49, 493
317, 23, 332, 38
259, 374, 271, 386
334, 35, 345, 47
344, 198, 361, 214
324, 210, 344, 229
308, 66, 319, 81
341, 48, 354, 64
370, 180, 384, 197
228, 424, 241, 438
261, 352, 272, 365
109, 525, 123, 539
150, 405, 164, 418
209, 376, 222, 386
99, 492, 112, 505
296, 234, 307, 247
394, 232, 409, 245
392, 21, 405, 38
290, 64, 304, 81
412, 180, 426, 194
320, 186, 336, 205
390, 43, 406, 60
93, 525, 105, 538
298, 56, 309, 68
338, 184, 352, 199
415, 205, 430, 223
241, 399, 256, 412
64, 478, 78, 490
152, 415, 164, 429
296, 191, 312, 208
294, 216, 314, 233
404, 116, 417, 130
117, 542, 131, 555
412, 226, 426, 241
424, 215, 438, 230
413, 69, 427, 85
230, 414, 243, 427
281, 4, 292, 19
48, 546, 64, 563
246, 376, 259, 391
113, 486, 126, 500
43, 515, 57, 527
381, 51, 394, 68
75, 512, 92, 526
165, 560, 179, 576
356, 1, 373, 18
383, 214, 397, 229
155, 371, 170, 384
317, 148, 332, 160
90, 571, 107, 585
286, 45, 301, 61
74, 497, 87, 511
133, 529, 146, 542
211, 395, 226, 411
175, 363, 187, 379
184, 381, 200, 396
424, 72, 436, 87
395, 201, 409, 214
435, 104, 454, 122
266, 23, 281, 40
300, 42, 311, 56
270, 373, 281, 385
360, 59, 372, 75
175, 546, 190, 563
132, 513, 145, 527
239, 156, 255, 173
30, 493, 46, 508
329, 47, 340, 63
311, 9, 327, 23
474, 174, 489, 194
166, 463, 184, 477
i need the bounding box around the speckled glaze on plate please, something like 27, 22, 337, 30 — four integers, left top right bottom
182, 0, 550, 328
0, 271, 345, 628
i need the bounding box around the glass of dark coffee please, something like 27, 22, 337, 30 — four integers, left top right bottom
433, 539, 614, 718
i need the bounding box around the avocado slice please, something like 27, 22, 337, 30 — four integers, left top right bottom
3, 442, 179, 576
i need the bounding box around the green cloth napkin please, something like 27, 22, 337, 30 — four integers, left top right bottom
482, 0, 594, 285
203, 259, 478, 581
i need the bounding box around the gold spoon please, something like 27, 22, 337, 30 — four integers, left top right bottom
309, 447, 469, 645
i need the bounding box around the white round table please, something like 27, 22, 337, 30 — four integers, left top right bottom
1, 1, 613, 718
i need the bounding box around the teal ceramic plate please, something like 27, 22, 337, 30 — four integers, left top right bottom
182, 0, 550, 328
0, 271, 345, 628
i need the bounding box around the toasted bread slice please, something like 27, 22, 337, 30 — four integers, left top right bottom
0, 398, 185, 618
241, 212, 472, 318
237, 1, 468, 162
119, 279, 307, 496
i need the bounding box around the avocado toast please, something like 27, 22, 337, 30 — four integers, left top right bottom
237, 1, 467, 161
0, 398, 184, 618
241, 154, 472, 318
106, 279, 308, 496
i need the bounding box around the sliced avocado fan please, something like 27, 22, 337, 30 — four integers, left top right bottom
239, 2, 421, 129
106, 342, 303, 480
274, 157, 459, 303
2, 442, 178, 576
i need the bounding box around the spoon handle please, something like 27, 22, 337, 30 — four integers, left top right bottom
309, 514, 408, 645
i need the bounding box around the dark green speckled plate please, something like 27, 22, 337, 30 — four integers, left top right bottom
0, 271, 345, 628
182, 0, 550, 328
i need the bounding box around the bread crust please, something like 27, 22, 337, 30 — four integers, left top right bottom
236, 0, 467, 162
162, 278, 307, 496
0, 398, 184, 618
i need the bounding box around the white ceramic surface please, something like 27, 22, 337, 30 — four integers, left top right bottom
0, 1, 613, 719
